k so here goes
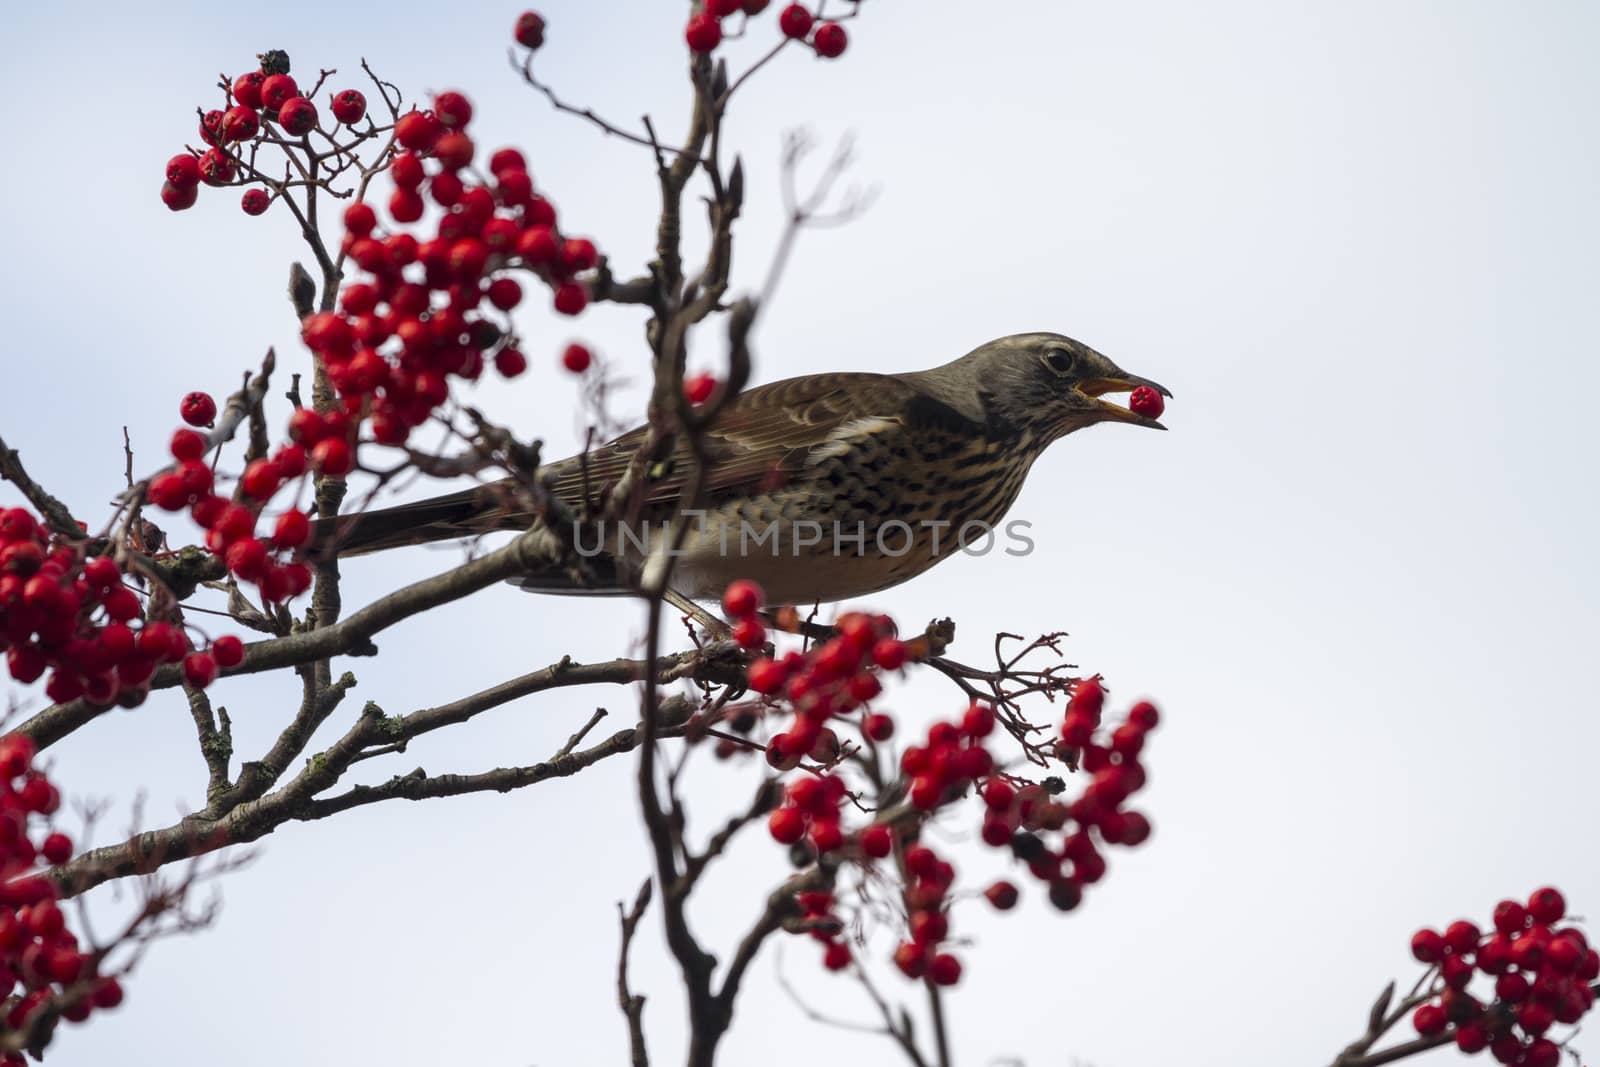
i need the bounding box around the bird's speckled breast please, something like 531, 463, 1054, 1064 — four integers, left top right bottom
668, 419, 1042, 602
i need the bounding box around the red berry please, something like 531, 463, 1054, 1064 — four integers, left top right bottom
489, 148, 528, 175
684, 373, 717, 405
1440, 954, 1474, 990
198, 147, 237, 186
743, 0, 770, 10
722, 579, 763, 619
181, 391, 217, 426
685, 12, 722, 52
40, 832, 72, 865
554, 281, 589, 315
166, 153, 201, 189
1476, 934, 1513, 974
872, 638, 906, 670
432, 131, 474, 171
810, 820, 843, 853
389, 187, 425, 224
241, 458, 282, 499
311, 437, 354, 477
928, 953, 962, 986
732, 618, 766, 649
1411, 1003, 1446, 1035
812, 22, 847, 58
984, 880, 1019, 911
221, 105, 259, 143
330, 89, 367, 125
182, 652, 218, 689
394, 110, 442, 153
1061, 712, 1096, 747
1528, 887, 1565, 924
260, 73, 298, 110
391, 152, 425, 188
821, 940, 850, 971
168, 428, 205, 462
270, 445, 306, 480
981, 777, 1014, 810
434, 91, 473, 129
271, 509, 310, 549
1129, 385, 1165, 419
561, 237, 599, 272
277, 96, 318, 136
859, 824, 892, 858
747, 657, 786, 694
768, 806, 805, 844
863, 714, 895, 742
240, 188, 270, 216
82, 556, 120, 593
1127, 700, 1160, 729
494, 347, 528, 378
90, 978, 123, 1010
905, 845, 938, 879
514, 10, 547, 49
1444, 919, 1481, 955
893, 942, 927, 979
487, 277, 523, 311
1495, 972, 1529, 1003
778, 3, 814, 38
198, 108, 226, 146
0, 735, 34, 778
225, 537, 268, 581
1524, 1040, 1560, 1067
516, 225, 559, 264
1545, 935, 1582, 973
708, 0, 743, 14
344, 201, 378, 238
1454, 1024, 1488, 1054
212, 634, 245, 668
232, 71, 266, 109
561, 342, 593, 373
1519, 1001, 1554, 1036
161, 181, 197, 211
962, 702, 996, 738
1410, 928, 1446, 963
1493, 899, 1528, 934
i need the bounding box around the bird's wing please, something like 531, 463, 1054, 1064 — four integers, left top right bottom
320, 372, 923, 557
545, 371, 921, 511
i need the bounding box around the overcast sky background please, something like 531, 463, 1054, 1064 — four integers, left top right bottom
4, 2, 1598, 1065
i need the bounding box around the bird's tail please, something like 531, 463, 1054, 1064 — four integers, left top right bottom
310, 483, 630, 596
310, 484, 521, 559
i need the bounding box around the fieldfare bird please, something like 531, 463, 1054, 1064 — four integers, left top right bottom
321, 332, 1169, 604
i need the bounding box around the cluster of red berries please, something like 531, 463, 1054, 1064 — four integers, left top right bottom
162, 50, 369, 215
144, 390, 315, 634
993, 679, 1158, 899
0, 733, 124, 1055
294, 86, 602, 449
1408, 888, 1596, 1064
888, 838, 966, 986
726, 583, 1160, 985
1128, 385, 1165, 420
1, 505, 238, 704
729, 580, 904, 769
683, 1, 848, 57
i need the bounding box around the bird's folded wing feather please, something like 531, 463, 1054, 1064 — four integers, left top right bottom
319, 372, 922, 557
544, 371, 919, 511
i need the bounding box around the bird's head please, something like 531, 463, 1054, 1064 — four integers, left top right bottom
957, 332, 1171, 443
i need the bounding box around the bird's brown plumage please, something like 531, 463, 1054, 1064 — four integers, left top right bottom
315, 333, 1169, 602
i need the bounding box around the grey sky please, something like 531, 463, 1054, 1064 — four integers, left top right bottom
3, 2, 1597, 1065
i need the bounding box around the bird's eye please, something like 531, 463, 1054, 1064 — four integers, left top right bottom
1044, 349, 1077, 375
